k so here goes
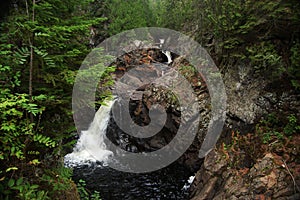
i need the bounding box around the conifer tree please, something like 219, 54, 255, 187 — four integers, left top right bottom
0, 0, 106, 198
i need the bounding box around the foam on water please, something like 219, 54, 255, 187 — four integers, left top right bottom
64, 99, 115, 167
182, 175, 195, 190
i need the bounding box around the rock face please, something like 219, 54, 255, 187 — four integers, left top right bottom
106, 48, 211, 171
106, 44, 300, 199
189, 150, 300, 200
188, 59, 300, 199
223, 63, 300, 126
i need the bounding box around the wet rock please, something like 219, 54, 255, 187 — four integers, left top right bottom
108, 51, 211, 171
191, 177, 218, 200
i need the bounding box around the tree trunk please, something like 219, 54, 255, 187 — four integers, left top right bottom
28, 0, 35, 123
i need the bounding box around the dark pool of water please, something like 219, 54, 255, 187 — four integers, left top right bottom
72, 162, 192, 200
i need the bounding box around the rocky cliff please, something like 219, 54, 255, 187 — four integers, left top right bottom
106, 46, 299, 199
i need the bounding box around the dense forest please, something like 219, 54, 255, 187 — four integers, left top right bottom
0, 0, 299, 199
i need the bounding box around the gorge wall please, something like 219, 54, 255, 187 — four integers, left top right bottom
105, 42, 299, 199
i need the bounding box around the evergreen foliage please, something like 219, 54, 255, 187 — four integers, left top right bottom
105, 0, 155, 36
156, 0, 300, 86
0, 0, 106, 199
0, 0, 299, 199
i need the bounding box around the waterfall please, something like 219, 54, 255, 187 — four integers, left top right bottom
64, 99, 115, 167
162, 50, 172, 64
159, 38, 172, 64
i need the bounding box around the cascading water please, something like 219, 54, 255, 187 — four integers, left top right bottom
64, 99, 115, 167
64, 98, 194, 199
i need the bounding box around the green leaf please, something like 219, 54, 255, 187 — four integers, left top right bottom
29, 159, 40, 165
16, 177, 23, 186
30, 184, 39, 189
6, 167, 18, 172
8, 179, 15, 187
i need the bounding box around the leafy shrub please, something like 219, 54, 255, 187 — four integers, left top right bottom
289, 41, 300, 90
77, 179, 101, 200
256, 113, 299, 145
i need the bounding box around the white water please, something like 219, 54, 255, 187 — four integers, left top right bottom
182, 175, 195, 190
162, 50, 172, 64
64, 99, 115, 167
